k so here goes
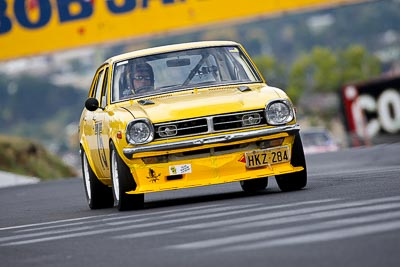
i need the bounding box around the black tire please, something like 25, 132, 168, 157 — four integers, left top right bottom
275, 132, 307, 191
110, 142, 144, 211
81, 148, 114, 209
240, 177, 269, 193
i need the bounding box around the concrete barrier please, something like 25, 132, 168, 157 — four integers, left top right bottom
0, 170, 40, 188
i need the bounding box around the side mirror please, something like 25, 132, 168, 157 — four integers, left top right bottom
85, 98, 99, 111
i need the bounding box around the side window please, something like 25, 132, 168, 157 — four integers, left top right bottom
101, 68, 109, 107
94, 70, 105, 101
91, 70, 104, 103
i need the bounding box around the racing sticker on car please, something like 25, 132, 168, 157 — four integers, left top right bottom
169, 164, 192, 175
95, 121, 108, 170
147, 169, 161, 183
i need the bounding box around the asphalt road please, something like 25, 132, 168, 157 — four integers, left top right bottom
1, 143, 400, 267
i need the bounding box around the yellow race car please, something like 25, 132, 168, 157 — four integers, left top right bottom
79, 41, 307, 211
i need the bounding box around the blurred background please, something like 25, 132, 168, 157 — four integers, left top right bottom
0, 0, 399, 181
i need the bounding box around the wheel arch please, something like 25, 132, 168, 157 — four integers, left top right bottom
80, 142, 106, 186
109, 138, 138, 191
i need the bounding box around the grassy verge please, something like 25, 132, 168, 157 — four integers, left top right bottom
0, 135, 77, 180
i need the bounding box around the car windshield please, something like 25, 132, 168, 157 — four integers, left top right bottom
111, 46, 261, 102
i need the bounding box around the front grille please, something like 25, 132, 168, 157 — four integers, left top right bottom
213, 111, 265, 131
154, 110, 266, 140
154, 118, 208, 139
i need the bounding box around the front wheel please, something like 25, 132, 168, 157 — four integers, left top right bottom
240, 177, 269, 193
275, 133, 307, 191
81, 148, 113, 209
110, 142, 144, 211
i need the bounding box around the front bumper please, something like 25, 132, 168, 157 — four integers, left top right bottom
123, 124, 300, 158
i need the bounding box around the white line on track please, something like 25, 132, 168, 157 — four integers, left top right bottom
0, 214, 116, 231
2, 196, 400, 247
177, 196, 400, 230
221, 219, 400, 251
0, 203, 225, 232
169, 210, 400, 250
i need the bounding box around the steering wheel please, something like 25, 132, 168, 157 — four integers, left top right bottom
135, 86, 154, 94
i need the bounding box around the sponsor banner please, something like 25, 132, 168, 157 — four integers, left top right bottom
1, 0, 371, 60
341, 75, 400, 145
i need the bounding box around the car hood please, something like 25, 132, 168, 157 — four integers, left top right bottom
121, 85, 287, 123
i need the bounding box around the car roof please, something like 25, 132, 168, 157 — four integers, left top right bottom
105, 41, 241, 64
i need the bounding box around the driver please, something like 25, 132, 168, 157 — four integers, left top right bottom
130, 63, 154, 94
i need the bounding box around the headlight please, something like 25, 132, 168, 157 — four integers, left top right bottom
126, 119, 154, 144
265, 100, 295, 125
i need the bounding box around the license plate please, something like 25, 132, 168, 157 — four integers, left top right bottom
245, 146, 290, 168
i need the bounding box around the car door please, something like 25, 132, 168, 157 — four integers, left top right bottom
92, 66, 111, 179
82, 67, 103, 149
84, 67, 107, 178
